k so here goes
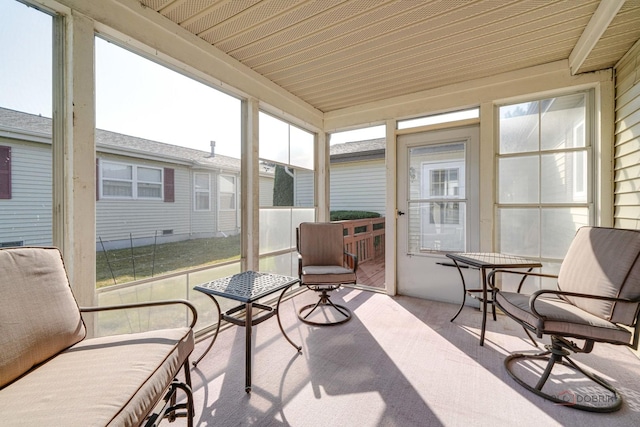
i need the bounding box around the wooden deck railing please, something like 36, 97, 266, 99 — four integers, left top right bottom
336, 217, 385, 264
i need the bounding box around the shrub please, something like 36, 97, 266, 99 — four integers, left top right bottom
330, 210, 381, 221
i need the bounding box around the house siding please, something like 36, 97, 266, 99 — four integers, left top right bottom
330, 159, 385, 214
614, 41, 640, 229
294, 169, 314, 207
259, 175, 274, 206
0, 138, 52, 246
96, 154, 193, 246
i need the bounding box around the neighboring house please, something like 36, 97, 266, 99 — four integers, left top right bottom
330, 138, 385, 215
0, 106, 386, 250
0, 107, 243, 250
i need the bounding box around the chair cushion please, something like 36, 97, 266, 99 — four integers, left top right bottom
0, 327, 194, 426
496, 291, 632, 345
302, 265, 356, 285
0, 247, 86, 388
558, 227, 640, 324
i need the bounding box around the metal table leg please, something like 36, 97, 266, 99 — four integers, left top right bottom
450, 259, 467, 323
245, 302, 252, 393
276, 284, 302, 352
192, 294, 221, 367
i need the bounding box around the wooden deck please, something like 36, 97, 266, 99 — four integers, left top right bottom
355, 255, 385, 290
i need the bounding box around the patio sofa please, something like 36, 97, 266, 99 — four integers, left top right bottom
0, 247, 197, 426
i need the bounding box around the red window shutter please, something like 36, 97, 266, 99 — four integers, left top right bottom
96, 159, 100, 201
0, 146, 11, 199
164, 168, 175, 202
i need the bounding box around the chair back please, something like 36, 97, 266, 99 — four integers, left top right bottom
0, 247, 86, 388
297, 222, 345, 267
558, 227, 640, 325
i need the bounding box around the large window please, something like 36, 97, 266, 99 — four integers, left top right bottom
497, 92, 591, 262
95, 37, 242, 289
0, 0, 53, 247
100, 161, 163, 199
258, 112, 315, 276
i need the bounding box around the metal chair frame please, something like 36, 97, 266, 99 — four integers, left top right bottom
491, 268, 640, 413
296, 223, 358, 326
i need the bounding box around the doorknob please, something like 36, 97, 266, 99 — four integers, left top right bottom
397, 210, 405, 216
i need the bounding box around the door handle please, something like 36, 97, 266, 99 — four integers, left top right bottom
397, 210, 405, 216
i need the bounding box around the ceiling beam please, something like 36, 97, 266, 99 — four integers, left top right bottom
569, 0, 625, 75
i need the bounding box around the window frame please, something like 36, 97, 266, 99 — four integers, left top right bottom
218, 174, 236, 211
99, 159, 163, 200
193, 172, 211, 211
495, 90, 593, 261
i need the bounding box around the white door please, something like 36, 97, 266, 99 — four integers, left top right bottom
396, 125, 480, 303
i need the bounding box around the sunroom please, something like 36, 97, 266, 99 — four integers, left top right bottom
1, 0, 640, 425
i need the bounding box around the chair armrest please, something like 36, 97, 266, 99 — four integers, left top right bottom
489, 269, 556, 293
344, 251, 358, 272
297, 253, 303, 278
80, 299, 198, 329
529, 289, 640, 320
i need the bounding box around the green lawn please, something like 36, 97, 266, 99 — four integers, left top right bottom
96, 234, 241, 288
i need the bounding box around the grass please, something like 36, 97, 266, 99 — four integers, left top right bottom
96, 234, 241, 288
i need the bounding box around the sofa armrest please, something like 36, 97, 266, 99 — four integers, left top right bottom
80, 299, 198, 329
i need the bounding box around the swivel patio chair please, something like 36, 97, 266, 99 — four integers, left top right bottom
296, 222, 358, 326
491, 226, 640, 412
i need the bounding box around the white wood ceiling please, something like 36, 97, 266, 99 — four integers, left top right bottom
139, 0, 640, 113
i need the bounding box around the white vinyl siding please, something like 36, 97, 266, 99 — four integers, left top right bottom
259, 175, 274, 207
96, 155, 191, 243
0, 139, 51, 246
614, 42, 640, 229
294, 169, 314, 207
330, 159, 385, 215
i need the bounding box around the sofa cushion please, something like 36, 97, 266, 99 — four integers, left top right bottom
0, 247, 86, 388
0, 327, 194, 426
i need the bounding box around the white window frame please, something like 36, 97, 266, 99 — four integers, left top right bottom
496, 91, 593, 261
194, 172, 211, 211
573, 121, 587, 200
218, 174, 236, 211
100, 160, 163, 200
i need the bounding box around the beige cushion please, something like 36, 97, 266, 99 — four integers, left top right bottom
298, 222, 356, 286
301, 265, 357, 285
299, 222, 345, 267
0, 327, 194, 426
496, 291, 632, 345
0, 247, 86, 388
558, 227, 640, 325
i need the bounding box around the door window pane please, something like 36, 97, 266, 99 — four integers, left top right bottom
408, 142, 466, 253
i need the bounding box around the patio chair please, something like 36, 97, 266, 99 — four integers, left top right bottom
296, 222, 358, 326
491, 226, 640, 412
